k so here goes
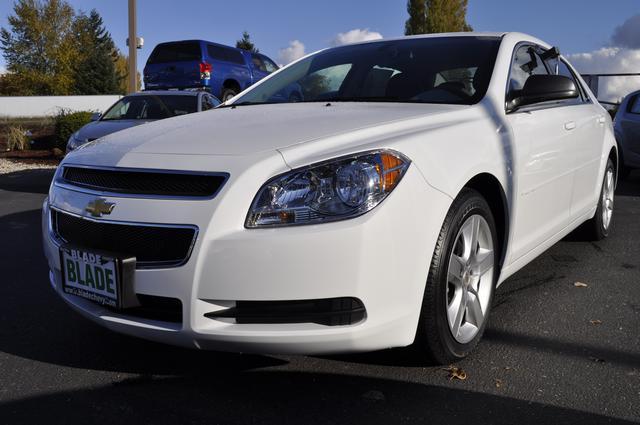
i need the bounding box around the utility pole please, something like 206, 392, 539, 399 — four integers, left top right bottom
127, 0, 137, 93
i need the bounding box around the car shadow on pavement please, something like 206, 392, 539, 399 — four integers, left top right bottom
616, 171, 640, 197
0, 371, 636, 425
0, 169, 55, 195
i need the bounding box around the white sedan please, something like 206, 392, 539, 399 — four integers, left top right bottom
42, 32, 616, 364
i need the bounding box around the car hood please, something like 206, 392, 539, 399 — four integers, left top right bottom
67, 102, 470, 165
76, 120, 154, 141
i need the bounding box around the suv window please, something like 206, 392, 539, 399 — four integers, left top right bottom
260, 55, 278, 73
208, 45, 245, 65
508, 45, 548, 97
148, 42, 201, 64
628, 94, 640, 114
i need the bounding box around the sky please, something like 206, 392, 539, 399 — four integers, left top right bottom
1, 0, 639, 99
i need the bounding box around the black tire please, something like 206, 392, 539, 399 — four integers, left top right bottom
583, 159, 615, 240
414, 188, 498, 364
221, 87, 238, 102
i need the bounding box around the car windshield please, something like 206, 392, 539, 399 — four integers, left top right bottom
233, 36, 501, 106
101, 95, 198, 120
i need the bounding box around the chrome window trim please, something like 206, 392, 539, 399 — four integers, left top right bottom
48, 206, 199, 270
55, 164, 229, 201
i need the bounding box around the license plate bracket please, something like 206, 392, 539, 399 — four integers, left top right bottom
59, 245, 138, 309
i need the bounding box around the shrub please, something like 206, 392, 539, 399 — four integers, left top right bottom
54, 109, 93, 150
5, 125, 30, 151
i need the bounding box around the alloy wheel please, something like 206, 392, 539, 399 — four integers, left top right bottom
446, 214, 495, 344
602, 168, 615, 230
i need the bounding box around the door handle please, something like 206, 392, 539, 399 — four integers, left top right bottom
597, 116, 606, 125
564, 121, 576, 131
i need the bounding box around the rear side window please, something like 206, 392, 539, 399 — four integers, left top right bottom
148, 42, 201, 64
207, 45, 245, 65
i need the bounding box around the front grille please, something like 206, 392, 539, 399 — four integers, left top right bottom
52, 210, 197, 268
61, 166, 227, 198
205, 297, 367, 326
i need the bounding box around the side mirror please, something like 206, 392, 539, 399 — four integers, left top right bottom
509, 75, 579, 112
90, 112, 102, 121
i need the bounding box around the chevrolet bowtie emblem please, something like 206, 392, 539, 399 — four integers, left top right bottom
85, 198, 115, 218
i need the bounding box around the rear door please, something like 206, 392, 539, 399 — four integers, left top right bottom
545, 57, 606, 219
144, 41, 203, 89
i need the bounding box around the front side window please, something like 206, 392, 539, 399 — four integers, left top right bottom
102, 95, 198, 120
508, 45, 548, 98
544, 56, 588, 102
232, 36, 501, 106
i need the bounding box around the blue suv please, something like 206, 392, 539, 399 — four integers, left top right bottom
144, 40, 282, 101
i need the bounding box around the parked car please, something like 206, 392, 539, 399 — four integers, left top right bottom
66, 90, 220, 152
44, 33, 616, 364
144, 40, 293, 102
614, 89, 640, 178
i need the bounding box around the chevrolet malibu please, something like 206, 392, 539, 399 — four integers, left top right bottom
43, 33, 617, 364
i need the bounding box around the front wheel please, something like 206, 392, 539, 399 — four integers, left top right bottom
583, 159, 615, 240
415, 188, 498, 364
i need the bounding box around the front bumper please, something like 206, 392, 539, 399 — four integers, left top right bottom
42, 164, 451, 355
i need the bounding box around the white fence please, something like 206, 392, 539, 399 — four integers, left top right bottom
0, 95, 122, 118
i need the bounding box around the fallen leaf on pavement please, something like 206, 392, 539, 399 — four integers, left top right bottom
443, 365, 467, 381
590, 319, 602, 325
495, 378, 503, 388
574, 282, 588, 288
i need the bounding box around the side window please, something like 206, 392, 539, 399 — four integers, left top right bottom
544, 57, 588, 102
628, 95, 640, 114
260, 55, 278, 73
201, 95, 220, 111
251, 54, 266, 72
207, 45, 245, 65
508, 45, 548, 98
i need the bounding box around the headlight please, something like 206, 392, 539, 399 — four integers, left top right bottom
66, 133, 83, 151
246, 150, 410, 228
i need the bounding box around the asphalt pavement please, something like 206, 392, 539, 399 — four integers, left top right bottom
0, 168, 638, 425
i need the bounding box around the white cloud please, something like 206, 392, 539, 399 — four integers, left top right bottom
0, 65, 6, 75
567, 47, 640, 102
278, 40, 306, 65
331, 29, 383, 47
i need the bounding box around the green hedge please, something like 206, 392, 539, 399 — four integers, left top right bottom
54, 110, 93, 150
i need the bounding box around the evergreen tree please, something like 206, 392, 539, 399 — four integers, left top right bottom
236, 31, 259, 53
405, 0, 472, 35
0, 0, 77, 95
72, 9, 121, 95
